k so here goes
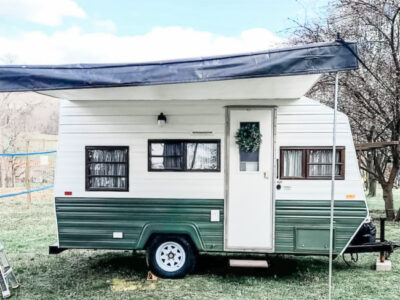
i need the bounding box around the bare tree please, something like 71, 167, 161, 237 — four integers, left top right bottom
0, 55, 59, 189
41, 110, 59, 135
0, 92, 11, 187
0, 92, 35, 187
0, 55, 15, 187
291, 0, 400, 220
0, 54, 37, 187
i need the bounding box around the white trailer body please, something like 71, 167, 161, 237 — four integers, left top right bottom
0, 41, 369, 278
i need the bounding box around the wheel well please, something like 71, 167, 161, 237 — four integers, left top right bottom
145, 233, 198, 253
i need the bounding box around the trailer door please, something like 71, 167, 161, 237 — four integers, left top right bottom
226, 108, 274, 251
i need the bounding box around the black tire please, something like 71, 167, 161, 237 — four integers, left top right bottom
146, 235, 196, 279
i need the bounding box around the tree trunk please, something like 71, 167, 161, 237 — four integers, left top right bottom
11, 166, 15, 188
366, 151, 376, 196
0, 145, 5, 188
382, 184, 395, 220
0, 158, 6, 188
10, 158, 16, 188
368, 178, 377, 197
396, 207, 400, 221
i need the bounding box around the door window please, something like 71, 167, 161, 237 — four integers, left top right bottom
239, 122, 260, 172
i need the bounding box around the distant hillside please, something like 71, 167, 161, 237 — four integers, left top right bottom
2, 91, 60, 135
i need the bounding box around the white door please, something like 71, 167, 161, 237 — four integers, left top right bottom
226, 108, 274, 251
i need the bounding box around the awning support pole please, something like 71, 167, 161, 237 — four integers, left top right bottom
328, 72, 339, 300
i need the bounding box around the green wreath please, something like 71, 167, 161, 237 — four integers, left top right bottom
235, 123, 262, 152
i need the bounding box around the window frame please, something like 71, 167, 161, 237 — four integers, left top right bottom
85, 145, 129, 192
148, 139, 221, 172
280, 146, 345, 180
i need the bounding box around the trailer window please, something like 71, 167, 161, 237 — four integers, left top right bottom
280, 147, 345, 180
85, 146, 129, 191
282, 150, 303, 178
308, 149, 343, 178
148, 140, 220, 172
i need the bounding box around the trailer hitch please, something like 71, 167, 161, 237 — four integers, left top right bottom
344, 217, 400, 260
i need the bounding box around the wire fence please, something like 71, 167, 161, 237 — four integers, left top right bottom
0, 138, 57, 203
0, 150, 57, 157
0, 185, 54, 199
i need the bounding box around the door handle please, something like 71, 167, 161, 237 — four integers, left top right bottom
264, 172, 269, 179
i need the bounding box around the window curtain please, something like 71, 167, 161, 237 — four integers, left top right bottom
90, 149, 127, 163
163, 143, 182, 169
186, 143, 218, 170
88, 163, 126, 176
87, 149, 128, 189
283, 150, 303, 177
308, 150, 340, 176
90, 177, 126, 189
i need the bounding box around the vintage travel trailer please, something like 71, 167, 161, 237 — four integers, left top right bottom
0, 42, 374, 278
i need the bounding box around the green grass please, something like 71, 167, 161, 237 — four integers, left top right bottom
1, 193, 400, 300
366, 187, 400, 211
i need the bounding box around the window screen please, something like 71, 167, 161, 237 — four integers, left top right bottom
148, 140, 220, 171
86, 146, 129, 191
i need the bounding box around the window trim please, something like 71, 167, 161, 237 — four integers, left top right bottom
148, 139, 221, 172
85, 145, 129, 192
280, 146, 345, 180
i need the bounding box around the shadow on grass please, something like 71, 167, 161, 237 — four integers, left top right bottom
42, 252, 147, 290
43, 249, 363, 296
195, 255, 331, 279
93, 252, 148, 272
66, 251, 332, 281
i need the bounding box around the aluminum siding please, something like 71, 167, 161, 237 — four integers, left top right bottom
55, 197, 224, 251
275, 200, 368, 254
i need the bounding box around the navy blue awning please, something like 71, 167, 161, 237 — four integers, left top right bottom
0, 41, 358, 93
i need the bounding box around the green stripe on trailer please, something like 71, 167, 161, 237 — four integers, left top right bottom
55, 197, 224, 251
275, 200, 368, 255
55, 197, 367, 255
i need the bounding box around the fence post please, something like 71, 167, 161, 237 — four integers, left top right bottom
25, 140, 31, 209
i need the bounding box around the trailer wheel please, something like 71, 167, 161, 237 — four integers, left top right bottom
146, 235, 196, 279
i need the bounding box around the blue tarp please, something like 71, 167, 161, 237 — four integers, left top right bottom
0, 42, 358, 92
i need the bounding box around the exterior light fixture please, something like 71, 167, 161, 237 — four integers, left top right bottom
157, 112, 167, 126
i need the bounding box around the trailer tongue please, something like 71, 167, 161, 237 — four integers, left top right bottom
345, 241, 400, 257
345, 217, 400, 261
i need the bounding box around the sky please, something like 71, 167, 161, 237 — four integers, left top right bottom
0, 0, 328, 64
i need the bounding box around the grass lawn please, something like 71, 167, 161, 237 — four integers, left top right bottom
366, 187, 400, 211
1, 189, 400, 300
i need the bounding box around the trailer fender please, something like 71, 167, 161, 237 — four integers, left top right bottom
136, 223, 205, 251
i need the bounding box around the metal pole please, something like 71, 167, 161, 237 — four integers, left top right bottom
380, 217, 386, 262
328, 72, 339, 300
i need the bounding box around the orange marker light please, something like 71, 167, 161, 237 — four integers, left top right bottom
346, 194, 355, 199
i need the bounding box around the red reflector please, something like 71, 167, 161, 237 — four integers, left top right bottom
64, 191, 72, 196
